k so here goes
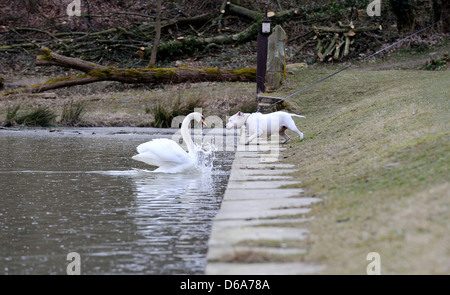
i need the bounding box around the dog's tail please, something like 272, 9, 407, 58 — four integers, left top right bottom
289, 113, 306, 118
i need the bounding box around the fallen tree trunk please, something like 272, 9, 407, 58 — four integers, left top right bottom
156, 20, 261, 58
226, 3, 263, 21
2, 47, 256, 95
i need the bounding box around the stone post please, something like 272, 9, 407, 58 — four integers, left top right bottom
265, 25, 287, 92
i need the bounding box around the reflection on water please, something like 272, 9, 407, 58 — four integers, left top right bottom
0, 128, 234, 274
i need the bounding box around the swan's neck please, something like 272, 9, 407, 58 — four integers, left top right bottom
180, 113, 196, 155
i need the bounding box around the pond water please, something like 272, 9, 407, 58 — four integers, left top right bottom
0, 128, 235, 274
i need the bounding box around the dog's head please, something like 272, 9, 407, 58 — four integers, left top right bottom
226, 111, 247, 129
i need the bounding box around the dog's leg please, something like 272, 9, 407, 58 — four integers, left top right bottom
279, 127, 290, 144
294, 129, 304, 141
245, 130, 261, 145
285, 120, 304, 140
245, 133, 258, 145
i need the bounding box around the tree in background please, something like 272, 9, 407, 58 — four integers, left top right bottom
389, 0, 415, 32
432, 0, 450, 33
148, 0, 162, 68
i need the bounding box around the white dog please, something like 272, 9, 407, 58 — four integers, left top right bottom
226, 111, 305, 145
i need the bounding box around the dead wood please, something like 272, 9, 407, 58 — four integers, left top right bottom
2, 47, 256, 95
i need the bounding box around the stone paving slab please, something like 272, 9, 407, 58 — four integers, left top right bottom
208, 218, 312, 229
230, 175, 293, 181
232, 156, 285, 164
234, 163, 297, 169
228, 171, 297, 181
207, 246, 307, 261
236, 145, 284, 152
219, 198, 320, 212
236, 169, 298, 175
214, 207, 310, 221
222, 188, 305, 200
226, 180, 300, 189
208, 226, 309, 246
205, 262, 326, 275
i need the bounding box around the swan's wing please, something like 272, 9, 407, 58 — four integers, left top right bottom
136, 138, 188, 159
133, 138, 192, 166
136, 138, 177, 153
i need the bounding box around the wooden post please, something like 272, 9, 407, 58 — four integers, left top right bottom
256, 34, 269, 94
256, 8, 271, 94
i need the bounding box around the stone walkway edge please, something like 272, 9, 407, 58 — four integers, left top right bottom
205, 137, 325, 275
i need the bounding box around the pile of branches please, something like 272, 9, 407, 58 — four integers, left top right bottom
313, 21, 382, 62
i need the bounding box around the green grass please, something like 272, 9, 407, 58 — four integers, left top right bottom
276, 67, 449, 274
5, 105, 56, 127
151, 94, 206, 128
60, 100, 86, 126
5, 104, 20, 126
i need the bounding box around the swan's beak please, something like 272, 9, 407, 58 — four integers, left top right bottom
201, 117, 207, 128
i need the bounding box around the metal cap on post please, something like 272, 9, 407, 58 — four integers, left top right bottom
261, 17, 271, 34
262, 4, 271, 34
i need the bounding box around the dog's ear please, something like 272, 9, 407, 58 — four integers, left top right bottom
237, 111, 243, 116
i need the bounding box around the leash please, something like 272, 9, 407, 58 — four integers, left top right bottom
268, 20, 443, 106
243, 113, 253, 127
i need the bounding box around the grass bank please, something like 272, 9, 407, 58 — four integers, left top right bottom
278, 67, 449, 274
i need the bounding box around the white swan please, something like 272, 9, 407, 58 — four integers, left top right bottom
132, 112, 206, 173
